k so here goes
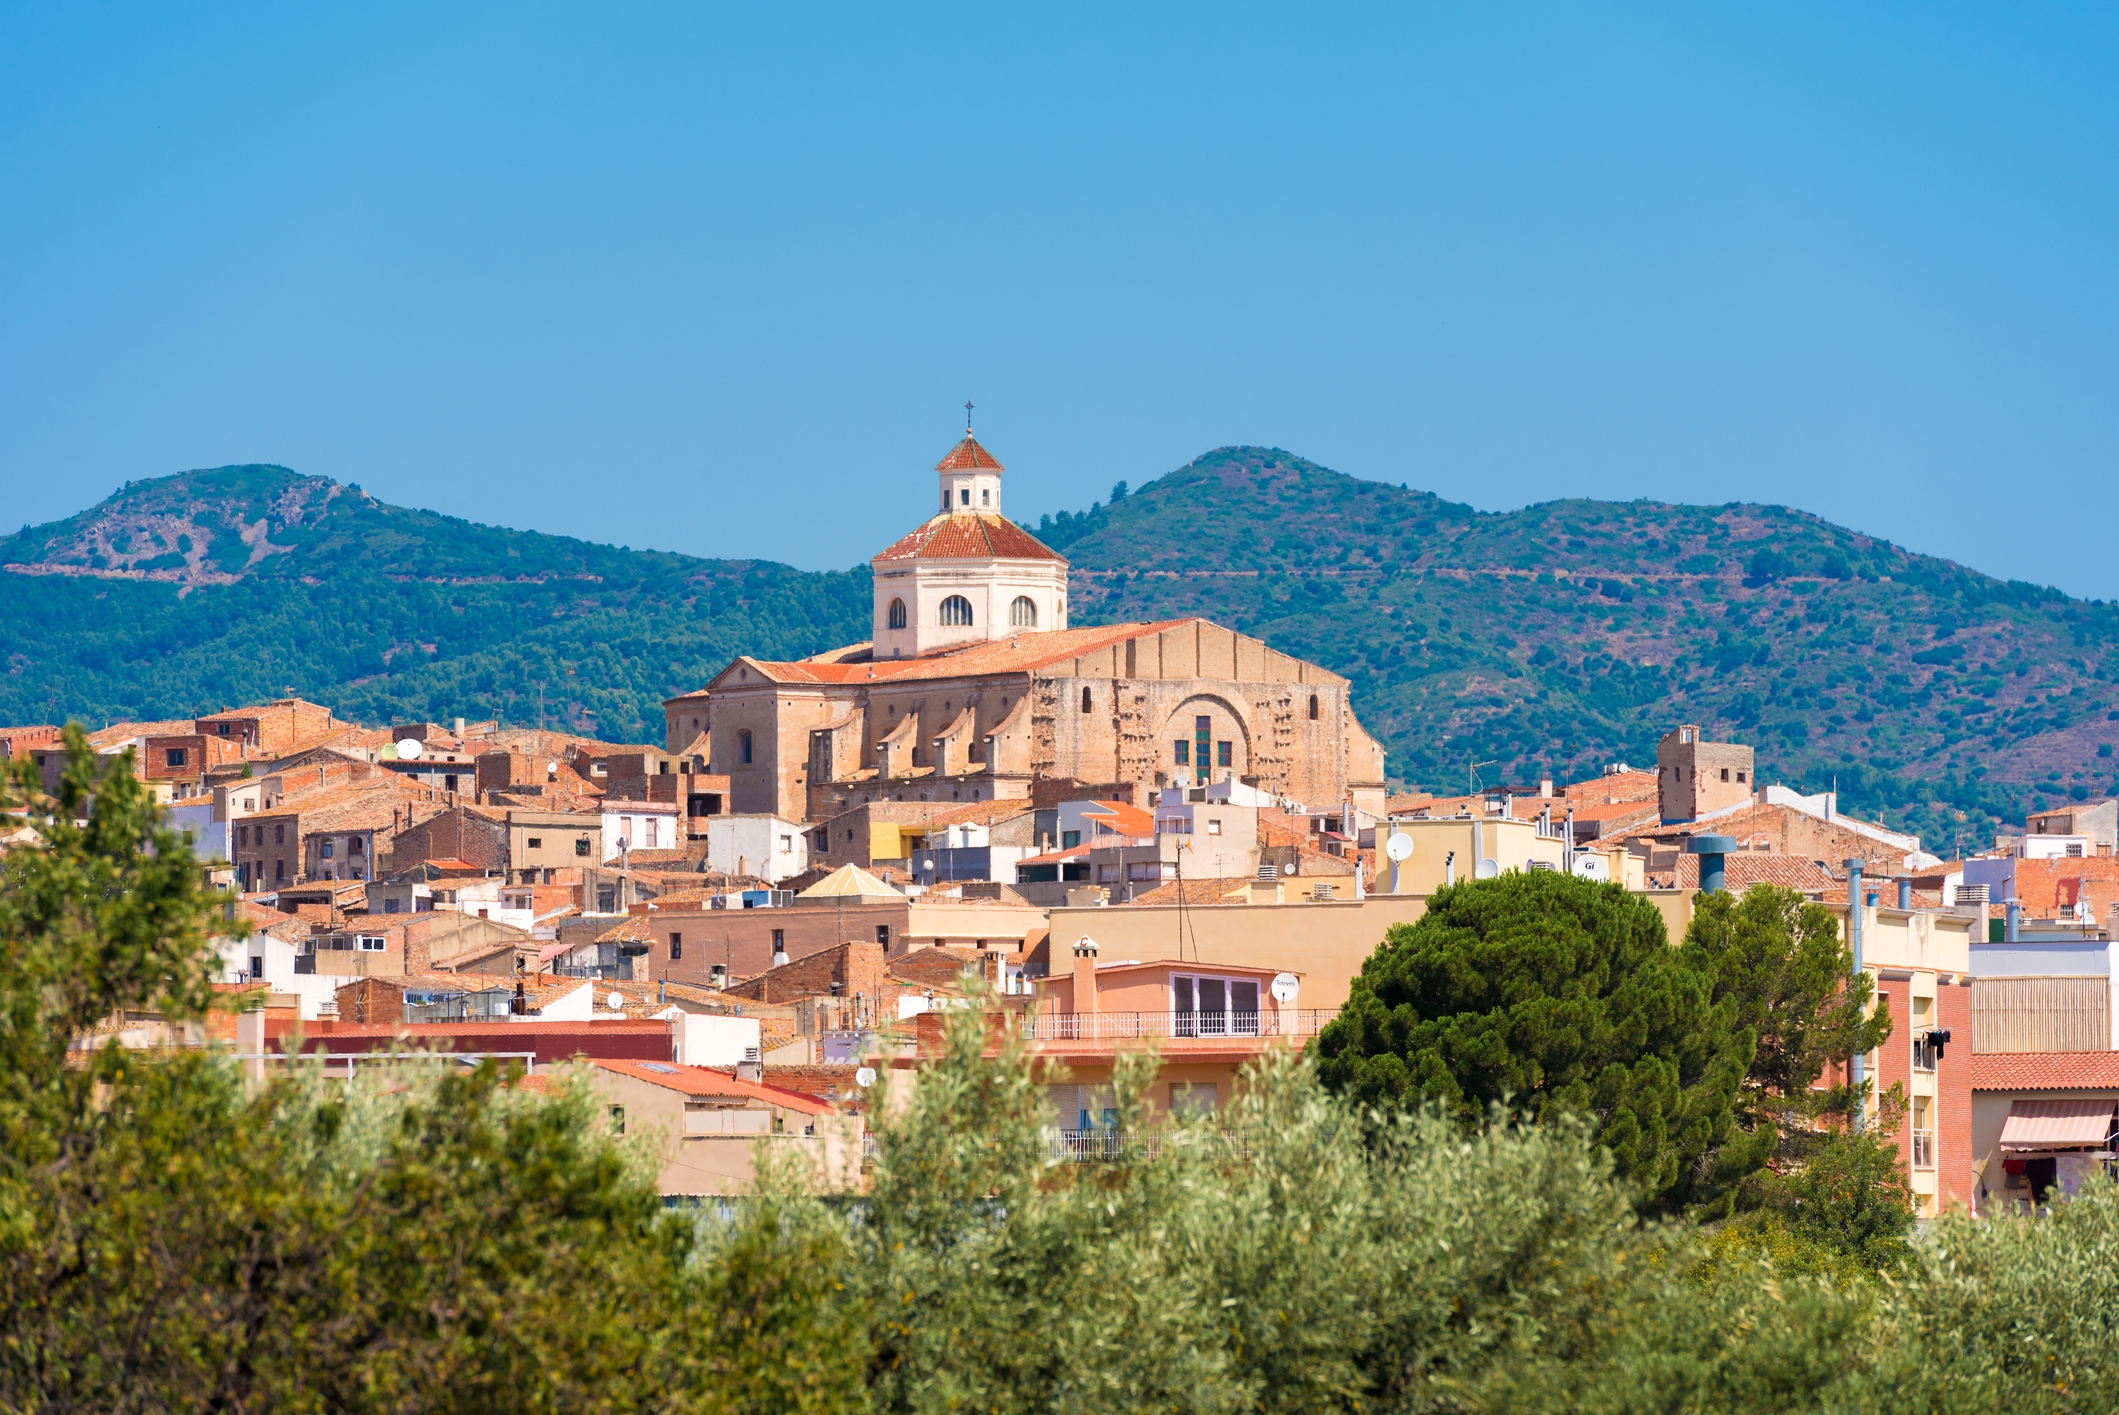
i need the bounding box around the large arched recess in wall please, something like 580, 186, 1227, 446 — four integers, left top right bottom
1160, 693, 1255, 781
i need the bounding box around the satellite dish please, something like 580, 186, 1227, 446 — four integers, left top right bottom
395, 738, 424, 760
1270, 972, 1300, 1004
1280, 863, 1295, 877
605, 991, 624, 1010
1474, 857, 1500, 880
1572, 855, 1610, 882
1384, 833, 1414, 863
855, 1066, 877, 1088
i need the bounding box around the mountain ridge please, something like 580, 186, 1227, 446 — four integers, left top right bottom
8, 454, 2117, 847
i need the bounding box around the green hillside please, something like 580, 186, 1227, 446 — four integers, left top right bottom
1038, 450, 2119, 848
8, 454, 2117, 848
0, 466, 870, 743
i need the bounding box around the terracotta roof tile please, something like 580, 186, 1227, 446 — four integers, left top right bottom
873, 512, 1063, 564
714, 620, 1208, 688
1968, 1052, 2119, 1091
934, 435, 1004, 471
1647, 854, 1841, 893
1124, 877, 1255, 907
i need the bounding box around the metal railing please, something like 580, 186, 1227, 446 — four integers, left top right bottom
1048, 1129, 1252, 1163
226, 1050, 539, 1078
1015, 1009, 1338, 1042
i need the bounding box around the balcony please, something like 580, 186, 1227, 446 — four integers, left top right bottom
1048, 1129, 1252, 1163
1014, 1009, 1337, 1042
1912, 1127, 1936, 1170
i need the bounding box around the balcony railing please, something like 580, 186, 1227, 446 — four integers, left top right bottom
1015, 1009, 1338, 1042
1048, 1129, 1252, 1163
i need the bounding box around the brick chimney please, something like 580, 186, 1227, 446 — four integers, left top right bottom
1070, 935, 1100, 1014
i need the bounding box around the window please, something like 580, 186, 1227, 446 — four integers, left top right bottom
1308, 694, 1319, 721
574, 836, 591, 856
357, 935, 386, 952
887, 597, 907, 629
779, 834, 792, 851
444, 774, 458, 793
597, 885, 616, 911
1170, 1082, 1217, 1116
646, 819, 659, 849
1062, 830, 1081, 849
1081, 687, 1093, 713
236, 826, 248, 847
384, 897, 403, 914
959, 487, 970, 506
1736, 771, 1747, 783
526, 837, 542, 849
772, 928, 784, 950
669, 932, 682, 960
349, 836, 362, 855
320, 840, 334, 859
1173, 740, 1189, 766
1207, 819, 1222, 836
1911, 1097, 1934, 1170
166, 747, 187, 767
248, 956, 263, 978
738, 730, 753, 765
940, 595, 974, 626
1172, 975, 1261, 1036
1720, 768, 1729, 781
1217, 741, 1232, 768
274, 860, 285, 882
876, 925, 891, 948
1010, 595, 1037, 627
274, 824, 285, 845
981, 488, 990, 506
1194, 717, 1211, 783
217, 724, 230, 736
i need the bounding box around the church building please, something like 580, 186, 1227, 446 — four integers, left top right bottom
663, 428, 1386, 823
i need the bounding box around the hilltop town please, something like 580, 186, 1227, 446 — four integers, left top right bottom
5, 428, 2114, 1216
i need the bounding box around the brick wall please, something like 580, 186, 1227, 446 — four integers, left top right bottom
726, 940, 890, 1004
1937, 978, 1974, 1211
636, 902, 911, 989
334, 976, 405, 1026
384, 807, 509, 874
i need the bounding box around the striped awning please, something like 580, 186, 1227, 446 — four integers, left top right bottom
1998, 1098, 2118, 1151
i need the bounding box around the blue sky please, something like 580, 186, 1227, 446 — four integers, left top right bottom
4, 5, 2117, 594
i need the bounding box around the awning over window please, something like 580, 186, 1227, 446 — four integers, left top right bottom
1998, 1098, 2118, 1151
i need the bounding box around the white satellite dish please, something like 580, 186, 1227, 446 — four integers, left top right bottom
1384, 833, 1414, 863
855, 1066, 877, 1088
1572, 854, 1610, 882
1474, 857, 1501, 880
395, 738, 424, 760
1280, 862, 1295, 877
1270, 972, 1300, 1004
606, 991, 624, 1010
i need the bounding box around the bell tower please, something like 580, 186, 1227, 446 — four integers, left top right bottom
869, 422, 1069, 659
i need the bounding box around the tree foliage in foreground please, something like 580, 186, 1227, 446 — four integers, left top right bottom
5, 734, 2119, 1412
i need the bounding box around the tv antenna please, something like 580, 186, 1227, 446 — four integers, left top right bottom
1468, 759, 1497, 794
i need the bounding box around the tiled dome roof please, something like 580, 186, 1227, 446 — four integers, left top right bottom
935, 436, 1004, 472
874, 513, 1064, 563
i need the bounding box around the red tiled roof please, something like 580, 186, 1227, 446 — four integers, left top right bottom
1969, 1052, 2119, 1091
591, 1059, 833, 1115
1649, 854, 1840, 893
934, 435, 1004, 472
1124, 877, 1254, 907
873, 512, 1063, 564
716, 620, 1203, 687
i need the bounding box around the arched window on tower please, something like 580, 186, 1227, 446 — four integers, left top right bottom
887, 597, 907, 629
1009, 596, 1037, 627
1308, 694, 1320, 721
738, 729, 753, 765
1081, 686, 1093, 714
939, 595, 974, 627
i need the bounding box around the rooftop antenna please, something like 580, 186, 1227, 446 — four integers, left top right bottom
1468, 759, 1497, 795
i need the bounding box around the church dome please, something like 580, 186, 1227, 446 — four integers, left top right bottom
875, 512, 1064, 563
935, 436, 1004, 472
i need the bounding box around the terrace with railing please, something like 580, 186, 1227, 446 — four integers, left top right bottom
1013, 1009, 1338, 1042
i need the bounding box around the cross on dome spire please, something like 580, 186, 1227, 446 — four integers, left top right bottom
964, 399, 974, 433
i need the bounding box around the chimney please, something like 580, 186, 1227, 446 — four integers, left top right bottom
735, 1046, 762, 1083
1071, 935, 1100, 1013
454, 717, 465, 740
